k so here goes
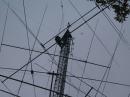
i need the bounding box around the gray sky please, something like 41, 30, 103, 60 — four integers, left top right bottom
0, 0, 130, 97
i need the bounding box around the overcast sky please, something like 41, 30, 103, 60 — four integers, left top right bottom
0, 0, 130, 97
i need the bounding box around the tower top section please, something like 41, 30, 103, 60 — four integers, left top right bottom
55, 29, 72, 48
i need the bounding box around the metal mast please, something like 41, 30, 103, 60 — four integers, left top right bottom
52, 28, 72, 97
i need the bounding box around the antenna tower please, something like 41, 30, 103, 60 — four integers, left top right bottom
52, 27, 72, 97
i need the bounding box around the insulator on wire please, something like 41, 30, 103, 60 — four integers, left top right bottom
31, 70, 34, 75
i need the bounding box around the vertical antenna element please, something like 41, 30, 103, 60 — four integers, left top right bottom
52, 25, 72, 97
